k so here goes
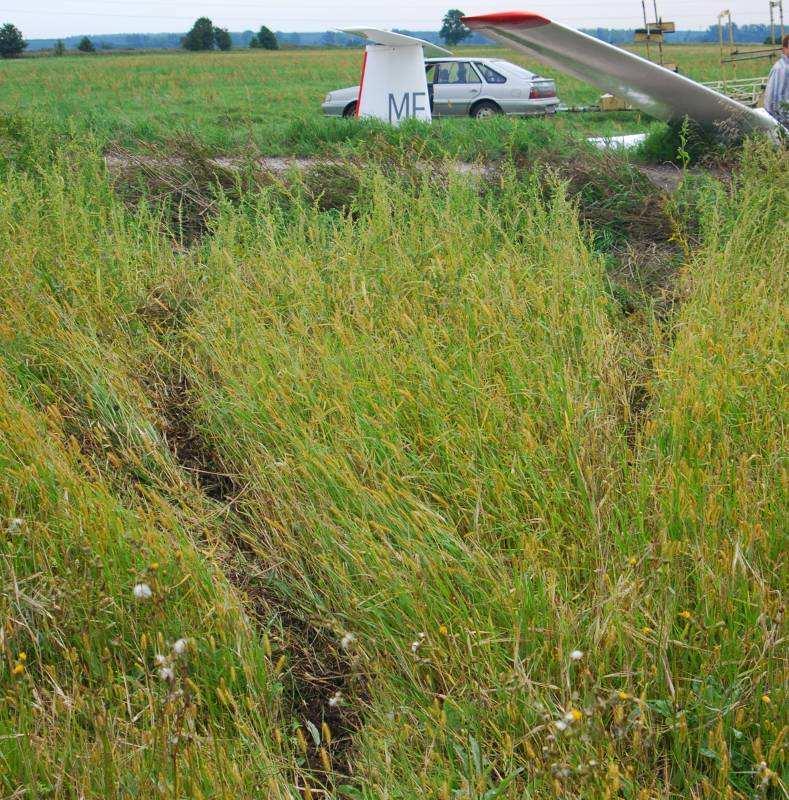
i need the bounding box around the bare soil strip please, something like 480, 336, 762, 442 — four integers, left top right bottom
105, 150, 698, 191
136, 292, 369, 790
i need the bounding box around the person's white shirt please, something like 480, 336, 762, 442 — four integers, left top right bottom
764, 47, 789, 126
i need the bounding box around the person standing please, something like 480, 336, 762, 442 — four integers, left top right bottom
764, 34, 789, 127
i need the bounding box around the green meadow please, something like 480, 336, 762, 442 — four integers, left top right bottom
0, 43, 774, 155
0, 39, 785, 800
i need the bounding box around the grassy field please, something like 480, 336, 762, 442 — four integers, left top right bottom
0, 43, 775, 157
0, 40, 786, 800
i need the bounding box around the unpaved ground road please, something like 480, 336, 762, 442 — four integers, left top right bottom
105, 152, 701, 193
104, 153, 484, 177
637, 164, 685, 192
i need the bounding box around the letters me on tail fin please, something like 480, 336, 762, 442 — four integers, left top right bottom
462, 11, 777, 134
341, 29, 452, 125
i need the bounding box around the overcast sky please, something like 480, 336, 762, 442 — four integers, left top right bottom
3, 1, 774, 39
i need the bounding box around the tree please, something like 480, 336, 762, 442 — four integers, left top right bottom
53, 39, 65, 56
182, 17, 215, 51
440, 9, 471, 46
250, 25, 278, 50
213, 27, 232, 51
77, 36, 95, 53
0, 23, 27, 59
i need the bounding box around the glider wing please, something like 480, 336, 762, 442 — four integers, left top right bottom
462, 12, 777, 133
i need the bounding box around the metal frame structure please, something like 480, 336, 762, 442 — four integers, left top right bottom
716, 2, 783, 95
702, 76, 770, 106
769, 0, 786, 46
636, 0, 674, 66
719, 2, 783, 67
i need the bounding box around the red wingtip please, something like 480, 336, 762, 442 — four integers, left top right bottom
461, 11, 550, 27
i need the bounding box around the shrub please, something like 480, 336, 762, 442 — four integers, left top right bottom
182, 17, 215, 51
440, 9, 471, 46
250, 25, 278, 50
214, 27, 232, 51
0, 22, 27, 59
77, 36, 95, 53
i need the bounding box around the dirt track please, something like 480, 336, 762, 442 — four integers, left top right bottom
104, 152, 694, 193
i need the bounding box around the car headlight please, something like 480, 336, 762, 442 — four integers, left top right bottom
324, 93, 333, 103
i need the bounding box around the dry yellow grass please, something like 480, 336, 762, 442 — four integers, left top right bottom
0, 112, 785, 798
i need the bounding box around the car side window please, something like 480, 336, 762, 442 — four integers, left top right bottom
432, 62, 481, 84
475, 62, 507, 84
425, 63, 437, 83
456, 62, 481, 84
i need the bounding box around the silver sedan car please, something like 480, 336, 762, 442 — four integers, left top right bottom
322, 57, 559, 119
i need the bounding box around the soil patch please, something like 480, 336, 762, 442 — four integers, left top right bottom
135, 289, 369, 788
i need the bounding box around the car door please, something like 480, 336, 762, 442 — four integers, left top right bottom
430, 61, 482, 116
473, 61, 509, 106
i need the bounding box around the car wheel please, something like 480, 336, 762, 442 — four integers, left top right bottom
471, 101, 501, 119
343, 101, 358, 118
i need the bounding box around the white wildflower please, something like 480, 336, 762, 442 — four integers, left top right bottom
154, 653, 168, 666
133, 583, 153, 600
555, 720, 568, 732
6, 518, 24, 534
569, 649, 584, 661
172, 638, 188, 656
411, 632, 426, 654
340, 632, 355, 650
328, 690, 343, 708
158, 666, 175, 682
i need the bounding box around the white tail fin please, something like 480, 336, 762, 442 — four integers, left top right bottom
341, 29, 452, 125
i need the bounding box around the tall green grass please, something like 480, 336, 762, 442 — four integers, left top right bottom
2, 44, 771, 158
0, 124, 784, 798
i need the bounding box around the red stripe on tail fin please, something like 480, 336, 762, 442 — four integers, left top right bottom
356, 50, 368, 117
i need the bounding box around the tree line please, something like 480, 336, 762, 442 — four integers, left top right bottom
182, 18, 278, 51
0, 18, 279, 58
2, 11, 783, 59
0, 23, 109, 57
177, 11, 473, 50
